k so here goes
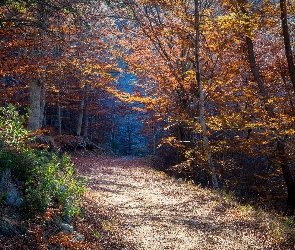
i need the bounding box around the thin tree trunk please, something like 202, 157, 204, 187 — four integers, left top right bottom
82, 86, 89, 137
39, 84, 46, 128
76, 87, 85, 136
153, 127, 156, 155
277, 140, 295, 215
27, 78, 41, 131
127, 125, 132, 155
194, 0, 219, 191
57, 97, 62, 136
245, 37, 275, 117
280, 0, 295, 93
56, 80, 62, 135
279, 61, 295, 113
82, 106, 89, 138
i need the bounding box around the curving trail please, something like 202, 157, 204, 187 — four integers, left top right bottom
74, 155, 287, 250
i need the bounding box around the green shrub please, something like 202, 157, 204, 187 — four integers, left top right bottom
0, 104, 28, 150
23, 151, 86, 218
0, 105, 86, 219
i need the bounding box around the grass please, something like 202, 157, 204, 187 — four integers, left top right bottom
218, 190, 295, 247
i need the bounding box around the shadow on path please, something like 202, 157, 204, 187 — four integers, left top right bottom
74, 155, 292, 250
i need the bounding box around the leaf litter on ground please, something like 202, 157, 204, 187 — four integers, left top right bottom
73, 155, 295, 250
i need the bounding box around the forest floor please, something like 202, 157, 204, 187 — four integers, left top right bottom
73, 154, 295, 250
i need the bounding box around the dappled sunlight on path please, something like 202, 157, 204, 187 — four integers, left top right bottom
74, 155, 288, 250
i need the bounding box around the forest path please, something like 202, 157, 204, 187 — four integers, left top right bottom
74, 155, 283, 250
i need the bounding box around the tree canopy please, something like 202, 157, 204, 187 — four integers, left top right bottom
1, 0, 295, 214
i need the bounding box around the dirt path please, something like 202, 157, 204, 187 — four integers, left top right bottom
74, 155, 289, 250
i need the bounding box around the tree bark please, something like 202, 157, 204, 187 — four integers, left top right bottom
277, 140, 295, 215
194, 0, 219, 191
82, 105, 89, 138
76, 87, 85, 136
27, 2, 48, 132
82, 86, 89, 138
39, 84, 46, 128
280, 0, 295, 93
245, 37, 275, 117
27, 78, 41, 131
57, 90, 62, 136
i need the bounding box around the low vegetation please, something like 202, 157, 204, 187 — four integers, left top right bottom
0, 105, 86, 217
0, 105, 295, 249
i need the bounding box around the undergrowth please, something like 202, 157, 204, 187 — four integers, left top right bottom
0, 105, 85, 222
0, 105, 133, 249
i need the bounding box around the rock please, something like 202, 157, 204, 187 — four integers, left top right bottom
0, 168, 23, 207
0, 217, 16, 236
34, 134, 56, 150
0, 168, 11, 193
60, 223, 73, 234
62, 214, 72, 224
6, 186, 23, 207
74, 232, 85, 242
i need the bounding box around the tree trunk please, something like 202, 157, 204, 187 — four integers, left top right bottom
27, 2, 48, 132
194, 0, 219, 191
245, 37, 275, 117
82, 87, 89, 138
27, 78, 41, 131
153, 127, 156, 155
82, 106, 89, 138
280, 0, 295, 93
76, 87, 85, 136
277, 140, 295, 215
56, 80, 62, 135
39, 84, 46, 128
57, 96, 62, 136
